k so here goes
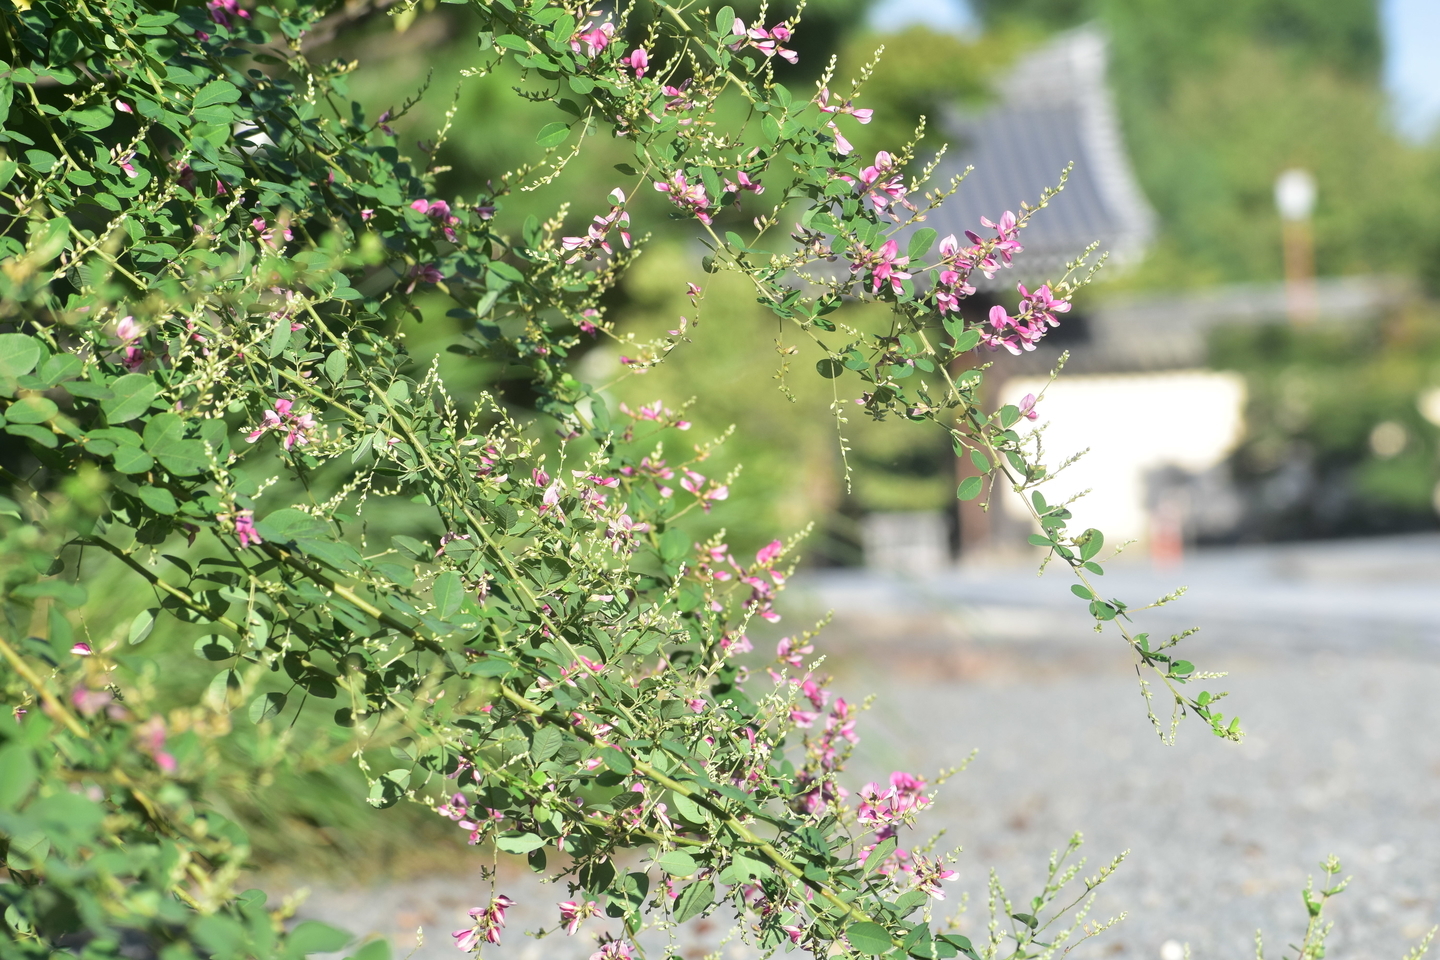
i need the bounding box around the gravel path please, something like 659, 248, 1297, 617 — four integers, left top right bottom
284, 535, 1440, 960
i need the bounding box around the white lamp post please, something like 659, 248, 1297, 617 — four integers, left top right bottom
1275, 168, 1317, 326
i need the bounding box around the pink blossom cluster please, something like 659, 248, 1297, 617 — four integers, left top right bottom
977, 282, 1071, 355
621, 47, 648, 78
849, 238, 911, 296
246, 398, 316, 450
452, 894, 516, 952
817, 88, 873, 154
858, 770, 931, 837
679, 468, 729, 512
840, 151, 910, 218
910, 854, 960, 899
931, 233, 979, 316
654, 171, 714, 225
233, 509, 262, 549
557, 899, 599, 935
589, 940, 636, 960
569, 20, 615, 58
436, 791, 503, 845
405, 261, 445, 293
411, 198, 460, 243
619, 399, 691, 431
113, 315, 145, 371
562, 189, 632, 263
251, 216, 292, 250
617, 455, 675, 497
728, 17, 798, 64
659, 78, 697, 117
701, 539, 783, 620
206, 0, 249, 28
792, 696, 859, 814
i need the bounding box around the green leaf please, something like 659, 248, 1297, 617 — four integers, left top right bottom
907, 228, 937, 261
674, 879, 714, 922
194, 634, 236, 661
536, 121, 570, 147
1070, 584, 1093, 600
816, 357, 843, 378
0, 334, 41, 379
1012, 913, 1039, 929
602, 747, 633, 774
530, 726, 564, 761
255, 507, 330, 544
715, 6, 736, 34
999, 404, 1020, 428
249, 691, 287, 724
866, 836, 897, 872
193, 79, 241, 109
128, 608, 158, 645
102, 374, 159, 423
136, 485, 178, 514
495, 832, 547, 854
344, 940, 391, 960
1169, 660, 1194, 676
324, 349, 348, 383
846, 921, 895, 955
205, 668, 240, 710
657, 850, 697, 876
285, 921, 352, 957
12, 580, 87, 608
0, 744, 37, 809
5, 396, 57, 424
112, 446, 154, 473
956, 476, 983, 501
432, 570, 463, 618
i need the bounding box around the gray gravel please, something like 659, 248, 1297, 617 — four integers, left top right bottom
284, 535, 1440, 960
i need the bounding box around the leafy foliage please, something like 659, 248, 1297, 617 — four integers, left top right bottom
0, 0, 1236, 957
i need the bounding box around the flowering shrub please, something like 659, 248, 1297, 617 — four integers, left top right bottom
0, 2, 1246, 958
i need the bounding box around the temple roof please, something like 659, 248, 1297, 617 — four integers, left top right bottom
921, 27, 1156, 283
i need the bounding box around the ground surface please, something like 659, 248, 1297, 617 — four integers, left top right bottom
285, 535, 1440, 960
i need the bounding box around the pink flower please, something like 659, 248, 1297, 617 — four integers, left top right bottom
114, 315, 143, 342
251, 217, 293, 250
590, 941, 636, 960
233, 510, 262, 548
71, 642, 92, 656
115, 99, 133, 114
406, 262, 444, 292
558, 900, 598, 936
118, 153, 138, 178
827, 122, 854, 155
622, 47, 648, 77
756, 539, 783, 565
453, 895, 517, 952
562, 189, 631, 263
723, 171, 764, 196
412, 198, 461, 242
136, 715, 177, 773
1018, 393, 1039, 420
911, 855, 960, 899
570, 21, 615, 58
246, 397, 316, 450
850, 239, 911, 296
840, 151, 908, 213
782, 925, 805, 944
776, 636, 813, 668
1017, 281, 1071, 329
729, 18, 798, 63
206, 0, 250, 27
654, 171, 713, 225
816, 88, 873, 123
